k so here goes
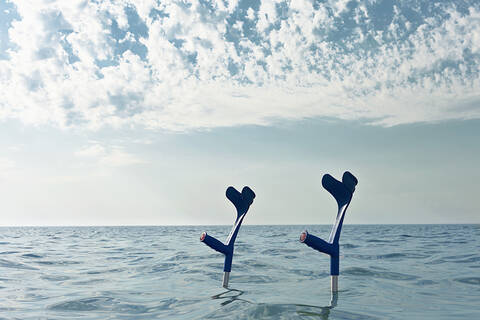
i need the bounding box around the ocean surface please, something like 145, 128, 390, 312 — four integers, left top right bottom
0, 225, 479, 319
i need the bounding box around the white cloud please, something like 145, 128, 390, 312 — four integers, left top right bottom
75, 144, 106, 158
0, 157, 15, 169
246, 7, 255, 20
99, 147, 146, 167
75, 143, 146, 167
0, 0, 479, 131
0, 157, 15, 178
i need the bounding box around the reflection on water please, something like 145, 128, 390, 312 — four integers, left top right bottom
209, 290, 380, 320
210, 290, 363, 320
294, 292, 337, 319
211, 288, 252, 306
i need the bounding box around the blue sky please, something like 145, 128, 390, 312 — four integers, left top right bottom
0, 0, 479, 225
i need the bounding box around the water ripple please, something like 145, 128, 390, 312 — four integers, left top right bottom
0, 258, 38, 270
1, 225, 478, 319
342, 243, 359, 249
41, 275, 70, 282
48, 296, 149, 314
343, 267, 418, 281
454, 277, 480, 286
21, 253, 43, 259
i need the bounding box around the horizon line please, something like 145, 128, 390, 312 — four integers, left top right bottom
0, 223, 478, 228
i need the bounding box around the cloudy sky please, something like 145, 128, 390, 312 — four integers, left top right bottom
0, 0, 479, 226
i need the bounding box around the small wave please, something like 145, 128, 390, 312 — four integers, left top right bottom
49, 297, 104, 311
166, 253, 190, 262
241, 259, 269, 269
0, 258, 38, 270
128, 256, 153, 263
72, 278, 106, 285
260, 248, 296, 256
415, 279, 437, 286
426, 254, 480, 265
41, 275, 70, 282
342, 243, 359, 249
86, 268, 124, 275
455, 256, 480, 263
0, 251, 19, 255
366, 239, 391, 243
21, 253, 43, 259
343, 267, 376, 277
152, 262, 177, 272
0, 277, 13, 282
48, 296, 149, 314
181, 268, 206, 275
343, 267, 418, 280
288, 268, 329, 279
106, 256, 123, 261
347, 253, 408, 260
231, 274, 274, 284
454, 277, 480, 286
263, 232, 288, 238
35, 260, 81, 266
378, 253, 407, 259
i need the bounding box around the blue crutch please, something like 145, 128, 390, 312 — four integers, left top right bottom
300, 171, 358, 292
200, 186, 255, 288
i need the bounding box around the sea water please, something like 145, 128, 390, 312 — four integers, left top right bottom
0, 225, 479, 319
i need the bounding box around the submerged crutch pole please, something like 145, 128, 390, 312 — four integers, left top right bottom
300, 171, 358, 292
200, 186, 255, 288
